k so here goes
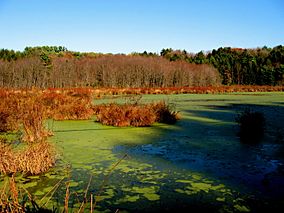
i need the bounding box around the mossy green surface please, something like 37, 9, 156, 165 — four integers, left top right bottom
4, 92, 283, 212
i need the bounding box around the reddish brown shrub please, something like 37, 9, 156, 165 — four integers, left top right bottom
0, 138, 18, 174
0, 111, 18, 132
94, 101, 180, 127
95, 103, 156, 127
151, 101, 181, 124
21, 103, 51, 143
42, 89, 94, 120
0, 140, 56, 175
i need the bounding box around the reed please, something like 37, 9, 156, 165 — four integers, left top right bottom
0, 138, 18, 174
21, 100, 52, 143
151, 101, 181, 124
0, 140, 56, 175
94, 101, 180, 127
94, 103, 156, 127
0, 176, 25, 213
42, 90, 94, 120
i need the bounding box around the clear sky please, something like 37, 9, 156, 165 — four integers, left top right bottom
0, 0, 283, 54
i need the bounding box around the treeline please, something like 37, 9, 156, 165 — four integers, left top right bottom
0, 45, 283, 88
0, 47, 220, 88
159, 45, 284, 85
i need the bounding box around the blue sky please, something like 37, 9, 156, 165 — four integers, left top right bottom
0, 0, 283, 53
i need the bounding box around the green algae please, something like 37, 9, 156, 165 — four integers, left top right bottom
176, 179, 229, 195
176, 179, 192, 184
191, 174, 202, 180
96, 188, 115, 202
22, 181, 38, 188
216, 197, 226, 202
69, 181, 79, 187
234, 204, 250, 212
131, 186, 160, 201
190, 182, 213, 193
8, 92, 284, 212
144, 193, 160, 201
34, 191, 45, 196
115, 195, 140, 203
118, 186, 160, 202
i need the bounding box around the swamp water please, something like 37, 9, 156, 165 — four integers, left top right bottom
2, 93, 284, 212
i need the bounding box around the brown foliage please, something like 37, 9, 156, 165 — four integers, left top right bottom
94, 101, 180, 127
0, 140, 56, 175
0, 89, 52, 142
0, 88, 94, 136
0, 54, 221, 88
0, 176, 25, 213
0, 111, 18, 132
21, 99, 52, 143
91, 85, 284, 97
18, 141, 56, 175
0, 138, 18, 174
95, 103, 156, 127
42, 88, 94, 120
0, 91, 23, 132
151, 101, 181, 124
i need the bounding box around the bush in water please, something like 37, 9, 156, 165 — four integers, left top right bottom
236, 109, 265, 144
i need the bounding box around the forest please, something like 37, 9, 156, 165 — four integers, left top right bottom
0, 45, 283, 88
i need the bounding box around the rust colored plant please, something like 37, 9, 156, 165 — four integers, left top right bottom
18, 141, 56, 175
0, 176, 25, 213
0, 138, 18, 174
0, 140, 56, 175
151, 101, 181, 124
0, 93, 22, 132
95, 103, 156, 127
21, 101, 52, 143
42, 89, 94, 120
94, 101, 180, 127
0, 111, 18, 132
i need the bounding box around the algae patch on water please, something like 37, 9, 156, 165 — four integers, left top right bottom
11, 93, 284, 212
131, 186, 160, 201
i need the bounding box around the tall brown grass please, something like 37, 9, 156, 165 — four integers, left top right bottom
151, 101, 181, 124
0, 140, 56, 175
0, 176, 25, 213
94, 101, 180, 127
42, 89, 94, 120
21, 99, 53, 143
91, 85, 284, 97
0, 92, 23, 132
94, 103, 156, 127
0, 154, 127, 213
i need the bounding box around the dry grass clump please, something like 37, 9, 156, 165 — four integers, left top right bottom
94, 101, 180, 127
151, 101, 181, 124
0, 138, 18, 174
0, 176, 25, 213
0, 93, 23, 132
17, 141, 56, 175
0, 88, 95, 176
91, 85, 284, 97
0, 91, 47, 134
0, 111, 18, 132
42, 90, 94, 120
21, 99, 53, 143
95, 103, 156, 127
0, 140, 56, 175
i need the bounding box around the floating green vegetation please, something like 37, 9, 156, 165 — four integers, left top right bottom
175, 179, 229, 195
6, 92, 283, 212
234, 204, 250, 212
